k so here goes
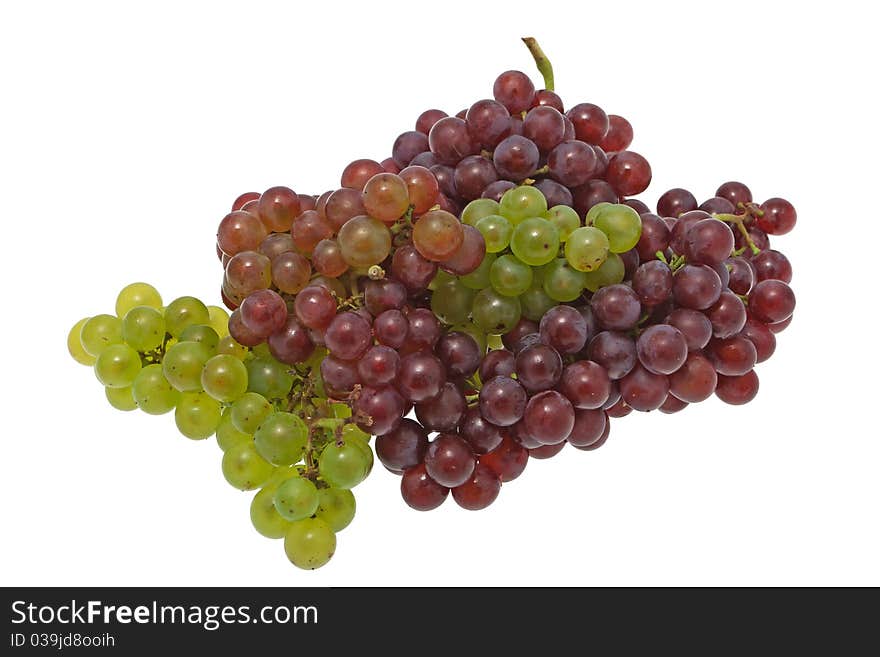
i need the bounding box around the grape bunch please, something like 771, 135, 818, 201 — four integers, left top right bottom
69, 38, 798, 570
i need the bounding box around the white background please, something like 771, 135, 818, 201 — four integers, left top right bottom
1, 0, 877, 587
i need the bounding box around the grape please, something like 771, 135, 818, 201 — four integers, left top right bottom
80, 314, 123, 357
431, 164, 458, 199
757, 197, 797, 235
392, 131, 430, 168
734, 223, 770, 255
684, 219, 735, 266
544, 205, 581, 242
587, 331, 637, 380
656, 188, 697, 218
294, 285, 337, 330
726, 256, 757, 295
436, 331, 481, 378
246, 357, 293, 400
425, 434, 475, 488
325, 187, 366, 231
272, 476, 320, 522
566, 408, 607, 448
231, 392, 273, 434
715, 370, 759, 405
338, 215, 392, 267
428, 116, 478, 165
253, 412, 307, 466
493, 70, 535, 113
399, 165, 440, 214
131, 364, 180, 414
354, 386, 406, 436
539, 305, 588, 354
591, 284, 641, 331
290, 211, 332, 255
457, 406, 502, 454
284, 518, 336, 570
572, 179, 618, 217
406, 308, 441, 350
497, 186, 546, 225
479, 348, 515, 382
636, 213, 671, 260
632, 261, 673, 306
481, 436, 528, 482
475, 214, 513, 253
660, 395, 688, 414
162, 341, 211, 392
105, 385, 137, 411
351, 345, 398, 388
665, 308, 712, 351
471, 288, 522, 334
534, 179, 573, 208
636, 324, 687, 375
116, 282, 162, 317
442, 224, 486, 276
363, 173, 410, 223
597, 114, 633, 152
374, 309, 409, 349
465, 99, 510, 148
227, 309, 260, 347
454, 155, 499, 201
376, 419, 428, 472
566, 103, 608, 143
529, 441, 567, 459
699, 197, 736, 215
222, 441, 274, 491
250, 485, 292, 539
519, 277, 556, 320
324, 312, 371, 361
708, 336, 758, 376
315, 488, 356, 532
68, 317, 97, 365
740, 318, 777, 363
267, 316, 314, 365
479, 376, 527, 426
415, 382, 467, 432
397, 352, 445, 402
452, 463, 502, 510
460, 198, 499, 227
179, 325, 219, 352
605, 398, 633, 419
493, 135, 540, 180
752, 250, 792, 284
523, 105, 566, 152
542, 258, 587, 302
515, 342, 563, 392
258, 186, 300, 232
547, 140, 598, 187
706, 291, 747, 339
716, 181, 752, 208
523, 390, 575, 445
412, 210, 464, 262
259, 232, 295, 260
591, 203, 642, 253
490, 254, 533, 297
320, 356, 360, 397
510, 217, 559, 267
232, 191, 260, 211
175, 391, 222, 439
311, 239, 349, 279
748, 280, 796, 323
559, 360, 611, 409
400, 463, 449, 511
482, 180, 517, 202
239, 289, 288, 338
217, 210, 269, 256
619, 363, 669, 411
668, 352, 717, 403
201, 354, 248, 403
673, 264, 723, 310
341, 159, 383, 190
391, 244, 438, 292
565, 226, 609, 272
120, 306, 165, 352
164, 296, 210, 338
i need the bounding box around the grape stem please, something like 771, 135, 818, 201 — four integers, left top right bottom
714, 213, 761, 255
655, 250, 668, 265
522, 37, 554, 91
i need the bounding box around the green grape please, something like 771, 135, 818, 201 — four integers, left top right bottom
318, 442, 370, 489
94, 343, 142, 388
474, 214, 513, 253
315, 488, 356, 532
201, 354, 249, 403
337, 215, 392, 267
345, 434, 374, 477
215, 409, 252, 452
583, 252, 626, 292
461, 198, 500, 226
459, 252, 496, 290
510, 218, 560, 267
542, 258, 587, 302
68, 318, 96, 366
246, 357, 294, 400
519, 279, 556, 321
231, 392, 273, 434
332, 403, 352, 419
304, 347, 328, 372
164, 296, 210, 337
273, 476, 320, 521
471, 288, 522, 335
105, 386, 137, 411
250, 485, 292, 539
427, 268, 455, 291
179, 324, 220, 352
489, 254, 533, 297
163, 341, 212, 392
545, 205, 581, 242
80, 314, 123, 357
207, 305, 230, 337
431, 279, 476, 325
254, 412, 308, 466
175, 391, 222, 440
487, 334, 504, 350
132, 364, 180, 415
585, 202, 613, 227
449, 323, 487, 353
564, 226, 610, 272
252, 343, 272, 360
217, 335, 249, 360
265, 465, 300, 487
592, 204, 643, 253
222, 441, 274, 491
499, 186, 548, 225
121, 306, 165, 352
284, 518, 336, 570
116, 282, 162, 317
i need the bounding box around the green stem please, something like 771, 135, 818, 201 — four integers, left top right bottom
655, 250, 668, 265
522, 37, 554, 91
715, 213, 761, 255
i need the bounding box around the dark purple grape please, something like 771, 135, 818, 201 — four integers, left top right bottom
598, 114, 633, 152
591, 284, 642, 331
493, 70, 535, 113
416, 109, 448, 135
716, 181, 752, 208
635, 213, 671, 261
452, 462, 502, 510
620, 248, 640, 280
673, 264, 723, 310
533, 178, 573, 208
572, 417, 610, 450
523, 390, 575, 445
364, 278, 407, 316
501, 318, 539, 351
566, 103, 609, 144
572, 180, 617, 218
481, 436, 528, 482
465, 99, 511, 149
415, 382, 467, 432
522, 106, 566, 153
699, 197, 735, 215
510, 420, 542, 449
757, 197, 797, 235
392, 131, 429, 168
533, 89, 564, 111
397, 352, 445, 402
429, 164, 457, 199
656, 188, 697, 218
324, 311, 372, 360
547, 140, 598, 187
748, 280, 795, 323
706, 291, 747, 339
623, 198, 650, 214
410, 151, 438, 168
406, 308, 441, 350
376, 419, 428, 473
294, 285, 337, 330
605, 398, 632, 418
740, 318, 777, 363
566, 408, 607, 448
559, 360, 611, 409
354, 385, 406, 436
606, 151, 652, 197
665, 308, 712, 351
454, 155, 498, 201
528, 442, 566, 459
425, 434, 476, 488
685, 219, 735, 265
659, 395, 688, 414
267, 316, 314, 364
493, 135, 540, 181
752, 250, 792, 283
391, 244, 438, 293
636, 324, 688, 375
428, 117, 479, 165
479, 376, 527, 426
726, 257, 756, 295
320, 356, 360, 397
539, 305, 589, 354
587, 331, 637, 379
479, 349, 515, 382
632, 261, 673, 306
240, 289, 288, 338
715, 370, 759, 405
357, 345, 401, 387
401, 463, 448, 510
668, 351, 717, 403
669, 210, 710, 254
435, 331, 481, 378
619, 363, 669, 411
441, 224, 486, 276
515, 343, 563, 392
481, 180, 517, 202
374, 309, 408, 349
459, 406, 503, 454
707, 336, 758, 376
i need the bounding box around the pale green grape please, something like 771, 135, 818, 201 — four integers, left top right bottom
487, 334, 504, 350
427, 268, 455, 291
80, 314, 123, 357
519, 279, 556, 322
510, 218, 560, 267
582, 252, 626, 292
460, 198, 500, 226
345, 434, 374, 477
217, 335, 249, 360
585, 202, 613, 226
252, 343, 272, 360
459, 252, 496, 290
207, 305, 230, 337
122, 306, 165, 352
318, 442, 370, 489
545, 205, 581, 242
315, 488, 356, 532
273, 476, 320, 521
431, 279, 476, 325
499, 186, 548, 225
475, 214, 513, 253
222, 441, 274, 490
593, 204, 642, 253
68, 317, 96, 366
542, 258, 587, 302
164, 296, 210, 337
284, 518, 336, 570
246, 357, 294, 400
105, 386, 137, 411
254, 412, 308, 466
250, 485, 293, 539
489, 254, 533, 297
132, 364, 180, 415
201, 354, 249, 403
179, 324, 220, 352
215, 409, 252, 452
175, 391, 222, 440
231, 392, 273, 434
116, 282, 162, 317
471, 288, 522, 335
163, 341, 212, 392
94, 343, 142, 388
565, 226, 610, 272
265, 465, 300, 487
